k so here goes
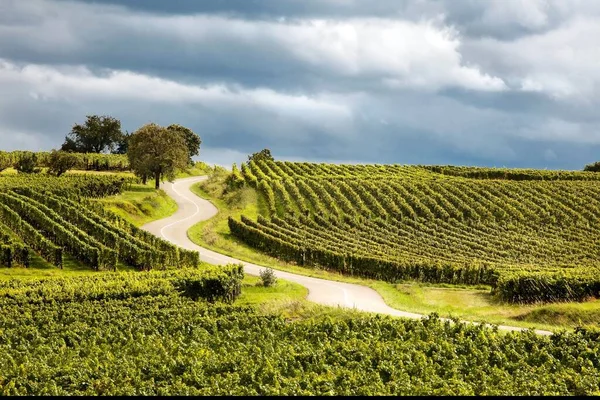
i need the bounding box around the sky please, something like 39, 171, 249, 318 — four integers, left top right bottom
1, 0, 599, 169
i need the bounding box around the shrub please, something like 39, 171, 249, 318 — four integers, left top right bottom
14, 152, 40, 174
47, 150, 78, 177
259, 267, 277, 287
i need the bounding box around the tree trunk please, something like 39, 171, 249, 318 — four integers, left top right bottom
142, 174, 147, 185
155, 171, 161, 189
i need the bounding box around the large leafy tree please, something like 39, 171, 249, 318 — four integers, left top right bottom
127, 123, 189, 189
166, 124, 201, 165
61, 115, 123, 153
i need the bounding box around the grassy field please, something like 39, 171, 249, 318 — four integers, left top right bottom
94, 183, 178, 227
187, 172, 600, 332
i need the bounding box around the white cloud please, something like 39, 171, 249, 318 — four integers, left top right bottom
0, 58, 352, 127
467, 16, 600, 101
0, 0, 505, 93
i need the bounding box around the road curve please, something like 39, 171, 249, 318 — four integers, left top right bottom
142, 176, 553, 336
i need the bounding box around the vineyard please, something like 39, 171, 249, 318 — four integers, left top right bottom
229, 160, 600, 303
0, 270, 598, 395
0, 174, 198, 271
0, 151, 129, 171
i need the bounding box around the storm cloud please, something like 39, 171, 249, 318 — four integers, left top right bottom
0, 0, 598, 168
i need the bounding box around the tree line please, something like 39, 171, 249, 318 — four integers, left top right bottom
9, 115, 202, 189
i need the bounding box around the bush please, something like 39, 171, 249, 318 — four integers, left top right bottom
584, 161, 600, 172
0, 151, 11, 172
259, 267, 277, 287
14, 152, 40, 174
47, 150, 78, 177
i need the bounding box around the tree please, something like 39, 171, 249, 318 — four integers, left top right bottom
166, 124, 201, 165
112, 131, 131, 155
14, 152, 40, 174
127, 123, 189, 189
584, 161, 600, 172
47, 150, 78, 177
61, 115, 122, 153
248, 148, 274, 163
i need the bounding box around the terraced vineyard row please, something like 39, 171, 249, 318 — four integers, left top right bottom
230, 160, 600, 303
0, 174, 198, 271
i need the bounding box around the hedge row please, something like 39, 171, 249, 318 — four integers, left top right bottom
495, 269, 600, 303
0, 151, 129, 171
0, 263, 244, 305
229, 215, 498, 286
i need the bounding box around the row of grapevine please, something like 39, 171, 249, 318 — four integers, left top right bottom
233, 160, 600, 303
0, 151, 130, 171
2, 275, 600, 396
0, 228, 30, 268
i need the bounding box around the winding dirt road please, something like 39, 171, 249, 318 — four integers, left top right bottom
142, 176, 552, 336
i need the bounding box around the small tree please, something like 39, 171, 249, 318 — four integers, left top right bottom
61, 115, 123, 153
127, 123, 189, 189
259, 267, 277, 287
14, 152, 40, 174
166, 124, 202, 165
47, 150, 78, 177
248, 148, 274, 163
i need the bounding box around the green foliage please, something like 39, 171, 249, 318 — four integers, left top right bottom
0, 291, 598, 395
166, 124, 202, 165
584, 161, 600, 172
233, 160, 600, 304
0, 150, 129, 171
47, 149, 78, 177
0, 174, 197, 271
127, 123, 189, 189
259, 267, 277, 287
0, 264, 243, 304
0, 230, 30, 268
61, 115, 123, 153
248, 148, 274, 163
14, 151, 40, 174
0, 151, 12, 172
225, 163, 245, 192
113, 130, 131, 155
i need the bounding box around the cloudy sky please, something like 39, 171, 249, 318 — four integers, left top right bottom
1, 0, 599, 169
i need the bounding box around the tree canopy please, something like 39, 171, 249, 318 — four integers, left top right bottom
61, 115, 123, 153
166, 124, 201, 165
584, 161, 600, 172
127, 123, 189, 189
248, 148, 274, 163
112, 131, 131, 155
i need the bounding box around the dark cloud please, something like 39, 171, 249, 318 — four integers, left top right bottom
0, 0, 598, 170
